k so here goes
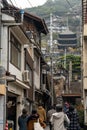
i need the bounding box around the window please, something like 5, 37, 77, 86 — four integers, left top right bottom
10, 33, 21, 69
26, 63, 33, 86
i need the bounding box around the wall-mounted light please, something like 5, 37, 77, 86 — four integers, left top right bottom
17, 101, 21, 105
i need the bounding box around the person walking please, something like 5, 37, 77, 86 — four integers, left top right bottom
18, 108, 28, 130
37, 103, 46, 125
50, 104, 70, 130
67, 105, 81, 130
63, 102, 69, 114
27, 109, 46, 130
47, 105, 56, 130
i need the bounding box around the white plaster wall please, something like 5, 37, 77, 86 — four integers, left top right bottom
84, 24, 87, 36
1, 25, 8, 69
8, 82, 23, 95
34, 72, 40, 89
34, 56, 40, 89
0, 96, 5, 130
9, 63, 22, 80
21, 46, 24, 72
83, 39, 87, 89
2, 13, 15, 21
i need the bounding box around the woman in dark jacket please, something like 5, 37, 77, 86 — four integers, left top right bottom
27, 109, 46, 130
18, 108, 28, 130
67, 105, 80, 130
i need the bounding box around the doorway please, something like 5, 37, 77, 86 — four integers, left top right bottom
7, 94, 17, 130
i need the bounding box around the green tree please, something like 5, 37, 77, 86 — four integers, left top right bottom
56, 54, 81, 79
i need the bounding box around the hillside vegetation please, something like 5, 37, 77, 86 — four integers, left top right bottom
25, 0, 81, 33
25, 0, 81, 77
25, 0, 81, 18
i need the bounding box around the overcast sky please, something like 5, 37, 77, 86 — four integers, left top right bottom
10, 0, 47, 8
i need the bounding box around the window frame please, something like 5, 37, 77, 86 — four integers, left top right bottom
10, 32, 21, 70
25, 63, 33, 87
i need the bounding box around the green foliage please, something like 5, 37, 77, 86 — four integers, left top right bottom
53, 32, 58, 40
25, 0, 81, 17
25, 0, 81, 32
78, 110, 84, 128
57, 54, 81, 76
76, 104, 84, 128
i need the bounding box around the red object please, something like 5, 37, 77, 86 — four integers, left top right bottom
4, 121, 8, 130
64, 102, 70, 107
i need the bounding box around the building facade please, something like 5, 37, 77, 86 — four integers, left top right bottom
0, 1, 49, 130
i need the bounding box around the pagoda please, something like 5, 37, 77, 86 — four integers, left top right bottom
58, 28, 77, 50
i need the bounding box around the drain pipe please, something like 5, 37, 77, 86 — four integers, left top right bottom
0, 2, 2, 64
20, 9, 24, 23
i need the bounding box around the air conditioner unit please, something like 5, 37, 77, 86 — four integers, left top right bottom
23, 70, 29, 82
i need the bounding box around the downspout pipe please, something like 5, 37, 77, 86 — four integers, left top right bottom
0, 2, 2, 64
20, 9, 24, 23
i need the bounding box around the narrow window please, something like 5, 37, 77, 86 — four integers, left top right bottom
10, 33, 21, 69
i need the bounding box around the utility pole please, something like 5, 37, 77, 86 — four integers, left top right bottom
68, 61, 72, 92
50, 13, 53, 105
50, 13, 53, 48
64, 48, 66, 69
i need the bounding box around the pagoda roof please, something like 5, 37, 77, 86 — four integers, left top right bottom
58, 37, 77, 40
58, 40, 77, 45
60, 28, 75, 35
58, 44, 76, 47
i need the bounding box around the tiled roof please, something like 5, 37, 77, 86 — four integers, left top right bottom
2, 0, 49, 34
61, 28, 74, 35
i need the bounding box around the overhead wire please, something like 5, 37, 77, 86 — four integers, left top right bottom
65, 0, 73, 10
11, 0, 34, 8
7, 0, 14, 6
65, 0, 82, 32
6, 0, 20, 8
11, 0, 23, 9
26, 0, 33, 8
65, 0, 81, 17
12, 0, 18, 7
6, 0, 33, 9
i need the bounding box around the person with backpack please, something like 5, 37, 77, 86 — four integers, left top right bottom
50, 104, 70, 130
